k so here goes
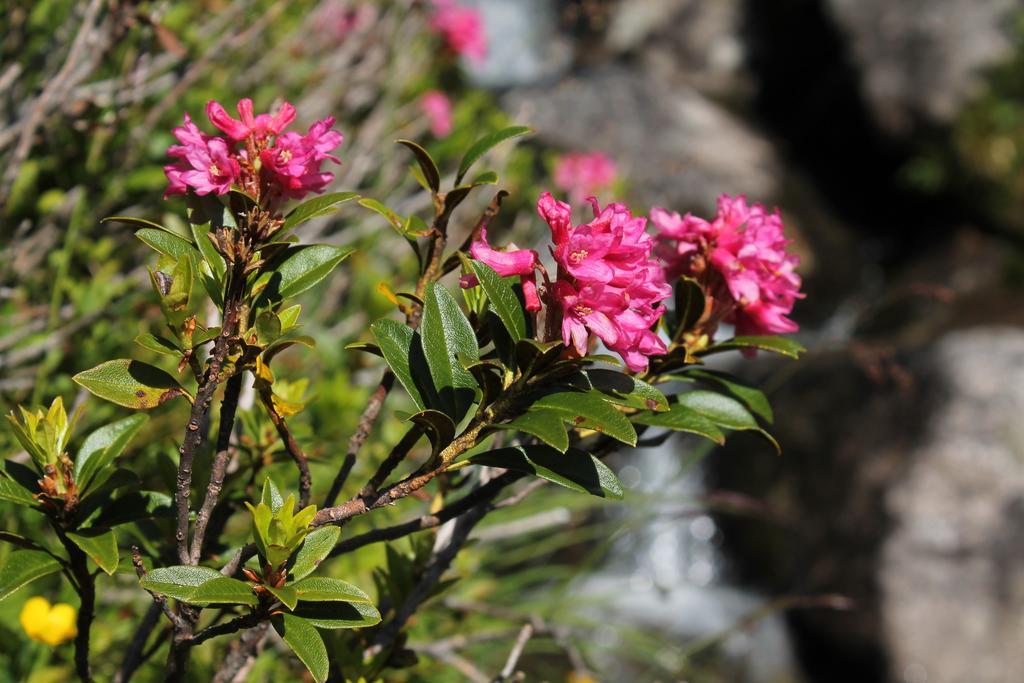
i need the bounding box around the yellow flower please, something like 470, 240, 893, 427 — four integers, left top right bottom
19, 596, 77, 646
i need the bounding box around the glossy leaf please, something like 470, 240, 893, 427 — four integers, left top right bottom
0, 478, 36, 506
397, 139, 440, 193
273, 614, 329, 683
292, 600, 382, 629
406, 409, 455, 458
67, 528, 119, 575
136, 228, 196, 261
468, 446, 623, 499
75, 414, 149, 491
191, 221, 226, 280
371, 319, 429, 412
699, 335, 805, 359
531, 392, 637, 446
631, 404, 725, 444
139, 565, 223, 602
455, 126, 531, 185
420, 283, 478, 421
585, 369, 669, 412
0, 550, 61, 601
73, 360, 188, 410
677, 390, 780, 452
134, 333, 180, 355
289, 526, 341, 581
266, 584, 298, 610
470, 260, 526, 341
187, 576, 258, 606
256, 245, 354, 304
103, 215, 187, 239
357, 198, 403, 232
283, 191, 359, 231
494, 410, 569, 453
683, 369, 773, 423
292, 576, 373, 603
674, 276, 705, 333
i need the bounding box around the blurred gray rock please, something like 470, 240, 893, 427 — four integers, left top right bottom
502, 65, 780, 212
464, 0, 572, 88
827, 0, 1023, 132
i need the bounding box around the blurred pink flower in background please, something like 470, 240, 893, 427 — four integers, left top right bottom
429, 0, 487, 61
553, 151, 618, 205
313, 1, 376, 41
420, 90, 454, 137
651, 195, 804, 337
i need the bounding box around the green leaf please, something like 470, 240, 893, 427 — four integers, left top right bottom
134, 333, 181, 355
255, 311, 282, 346
75, 414, 149, 492
187, 576, 258, 606
370, 319, 429, 412
66, 528, 119, 575
0, 478, 36, 506
470, 170, 499, 186
468, 446, 623, 499
191, 221, 226, 281
266, 584, 298, 610
289, 526, 340, 581
0, 550, 61, 601
397, 139, 440, 194
494, 410, 569, 453
531, 392, 637, 446
674, 276, 705, 333
405, 409, 454, 458
257, 244, 355, 304
291, 600, 381, 629
631, 404, 725, 444
456, 126, 531, 185
676, 390, 779, 452
260, 478, 285, 513
103, 215, 187, 239
139, 565, 222, 602
682, 369, 773, 423
0, 531, 45, 552
283, 192, 359, 231
470, 260, 526, 342
420, 283, 478, 421
136, 228, 197, 261
273, 614, 329, 683
357, 198, 403, 232
279, 304, 302, 330
292, 576, 373, 603
585, 370, 669, 412
699, 335, 805, 359
73, 360, 188, 410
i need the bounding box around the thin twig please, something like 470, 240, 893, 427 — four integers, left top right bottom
112, 603, 162, 683
323, 372, 394, 507
493, 623, 534, 682
259, 392, 312, 507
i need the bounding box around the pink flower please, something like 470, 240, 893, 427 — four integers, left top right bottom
651, 195, 803, 337
206, 99, 296, 142
553, 152, 617, 205
420, 90, 453, 138
538, 193, 671, 372
164, 114, 240, 197
261, 117, 344, 200
460, 227, 542, 311
429, 0, 487, 61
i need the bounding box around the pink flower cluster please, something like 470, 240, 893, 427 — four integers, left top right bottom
553, 152, 617, 205
164, 98, 343, 206
420, 90, 454, 137
651, 195, 803, 336
461, 193, 670, 372
428, 0, 487, 61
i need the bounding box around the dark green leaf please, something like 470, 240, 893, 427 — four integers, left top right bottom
674, 276, 705, 333
456, 126, 531, 185
405, 409, 454, 458
273, 614, 329, 683
191, 221, 226, 280
585, 369, 669, 412
2, 460, 38, 493
699, 335, 805, 359
494, 410, 569, 452
66, 528, 119, 575
470, 260, 526, 342
292, 577, 373, 603
84, 491, 173, 527
104, 216, 190, 240
631, 404, 725, 444
0, 550, 61, 601
531, 392, 637, 446
75, 414, 149, 492
468, 445, 623, 499
676, 390, 779, 452
0, 478, 36, 506
0, 531, 45, 552
289, 526, 340, 581
73, 360, 188, 410
187, 576, 258, 606
136, 228, 197, 261
371, 319, 429, 412
139, 565, 222, 602
420, 283, 478, 421
682, 369, 773, 423
397, 139, 440, 194
283, 192, 359, 231
291, 600, 381, 629
256, 244, 354, 304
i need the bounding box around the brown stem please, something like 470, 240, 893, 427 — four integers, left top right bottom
358, 423, 425, 498
190, 372, 243, 563
260, 392, 312, 507
211, 622, 270, 683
